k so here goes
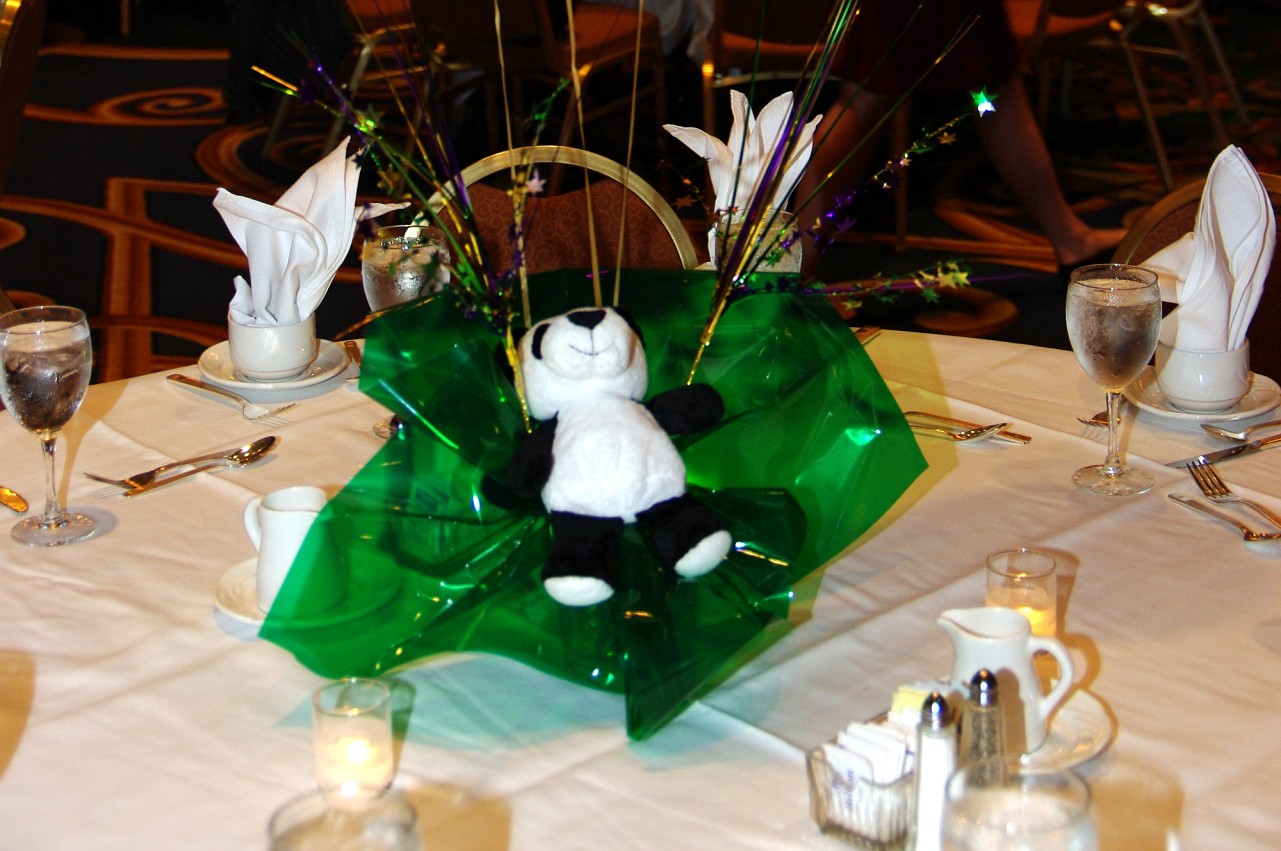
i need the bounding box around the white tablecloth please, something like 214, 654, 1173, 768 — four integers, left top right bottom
2, 330, 1279, 849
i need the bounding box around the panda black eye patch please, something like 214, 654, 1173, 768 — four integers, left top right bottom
530, 323, 550, 359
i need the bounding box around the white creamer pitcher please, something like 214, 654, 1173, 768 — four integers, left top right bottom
938, 607, 1077, 754
244, 485, 335, 614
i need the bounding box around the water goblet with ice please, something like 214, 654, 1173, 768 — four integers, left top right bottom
1065, 264, 1161, 496
0, 306, 97, 546
360, 224, 450, 438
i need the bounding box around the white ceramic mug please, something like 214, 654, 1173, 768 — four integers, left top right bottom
1154, 340, 1250, 413
227, 312, 317, 382
243, 486, 331, 613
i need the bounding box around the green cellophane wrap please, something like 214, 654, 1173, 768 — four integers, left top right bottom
260, 269, 924, 739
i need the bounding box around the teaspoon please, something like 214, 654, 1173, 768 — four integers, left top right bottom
121, 437, 279, 497
85, 436, 280, 490
1201, 418, 1281, 442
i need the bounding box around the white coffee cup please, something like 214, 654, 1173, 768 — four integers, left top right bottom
243, 486, 331, 613
1154, 340, 1250, 413
227, 313, 317, 382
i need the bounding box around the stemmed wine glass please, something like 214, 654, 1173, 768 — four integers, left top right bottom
359, 224, 450, 439
1066, 263, 1161, 496
0, 305, 98, 545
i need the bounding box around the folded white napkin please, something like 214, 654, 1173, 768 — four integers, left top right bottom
213, 139, 401, 326
663, 90, 821, 218
1144, 145, 1275, 352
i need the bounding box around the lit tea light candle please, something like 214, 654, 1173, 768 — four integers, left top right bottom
312, 678, 394, 798
985, 549, 1058, 637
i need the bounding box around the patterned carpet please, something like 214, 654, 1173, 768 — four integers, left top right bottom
3, 2, 1278, 381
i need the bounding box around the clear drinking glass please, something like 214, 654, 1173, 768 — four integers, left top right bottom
1065, 264, 1161, 496
268, 789, 419, 851
0, 306, 97, 546
361, 224, 450, 312
360, 224, 450, 438
943, 759, 1098, 851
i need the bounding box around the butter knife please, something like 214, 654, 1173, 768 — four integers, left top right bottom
1165, 431, 1281, 467
0, 485, 27, 513
343, 340, 362, 376
853, 325, 881, 344
903, 411, 1032, 445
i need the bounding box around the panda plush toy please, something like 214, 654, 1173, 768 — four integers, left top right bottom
507, 306, 732, 606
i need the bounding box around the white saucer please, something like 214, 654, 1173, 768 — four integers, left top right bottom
213, 558, 400, 629
1022, 689, 1113, 770
198, 340, 349, 393
214, 559, 266, 626
1123, 367, 1281, 423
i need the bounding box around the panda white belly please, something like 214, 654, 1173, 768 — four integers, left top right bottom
542, 396, 686, 523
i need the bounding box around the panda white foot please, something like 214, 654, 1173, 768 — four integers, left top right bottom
674, 530, 732, 578
544, 575, 615, 607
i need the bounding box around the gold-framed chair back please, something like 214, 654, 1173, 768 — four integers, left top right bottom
1113, 172, 1281, 381
430, 145, 700, 273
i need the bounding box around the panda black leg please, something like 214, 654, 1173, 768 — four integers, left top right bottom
544, 512, 624, 606
636, 495, 732, 579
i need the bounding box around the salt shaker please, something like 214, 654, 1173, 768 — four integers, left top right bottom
913, 691, 956, 851
960, 668, 1004, 781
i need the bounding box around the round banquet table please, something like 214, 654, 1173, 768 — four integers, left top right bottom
1, 327, 1279, 849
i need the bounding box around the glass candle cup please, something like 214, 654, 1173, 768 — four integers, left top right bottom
312, 678, 395, 799
986, 548, 1058, 637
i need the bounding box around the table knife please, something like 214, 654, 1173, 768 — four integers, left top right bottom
0, 485, 27, 513
1165, 432, 1281, 467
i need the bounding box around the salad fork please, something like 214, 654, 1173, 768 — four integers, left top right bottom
166, 374, 296, 423
1187, 460, 1281, 530
1167, 494, 1281, 543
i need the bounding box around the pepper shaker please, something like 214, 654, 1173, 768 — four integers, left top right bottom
960, 668, 1004, 782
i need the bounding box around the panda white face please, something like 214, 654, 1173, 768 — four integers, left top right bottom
519, 307, 648, 419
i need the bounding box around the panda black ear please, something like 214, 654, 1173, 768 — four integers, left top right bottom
529, 323, 549, 360
612, 305, 644, 347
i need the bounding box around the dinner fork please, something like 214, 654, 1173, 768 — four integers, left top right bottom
910, 422, 1009, 442
1187, 460, 1281, 530
166, 374, 295, 424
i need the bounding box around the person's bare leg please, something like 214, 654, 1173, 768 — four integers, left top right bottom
976, 75, 1126, 267
794, 83, 897, 275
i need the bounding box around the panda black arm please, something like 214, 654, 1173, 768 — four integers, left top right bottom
646, 383, 724, 434
508, 417, 557, 497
